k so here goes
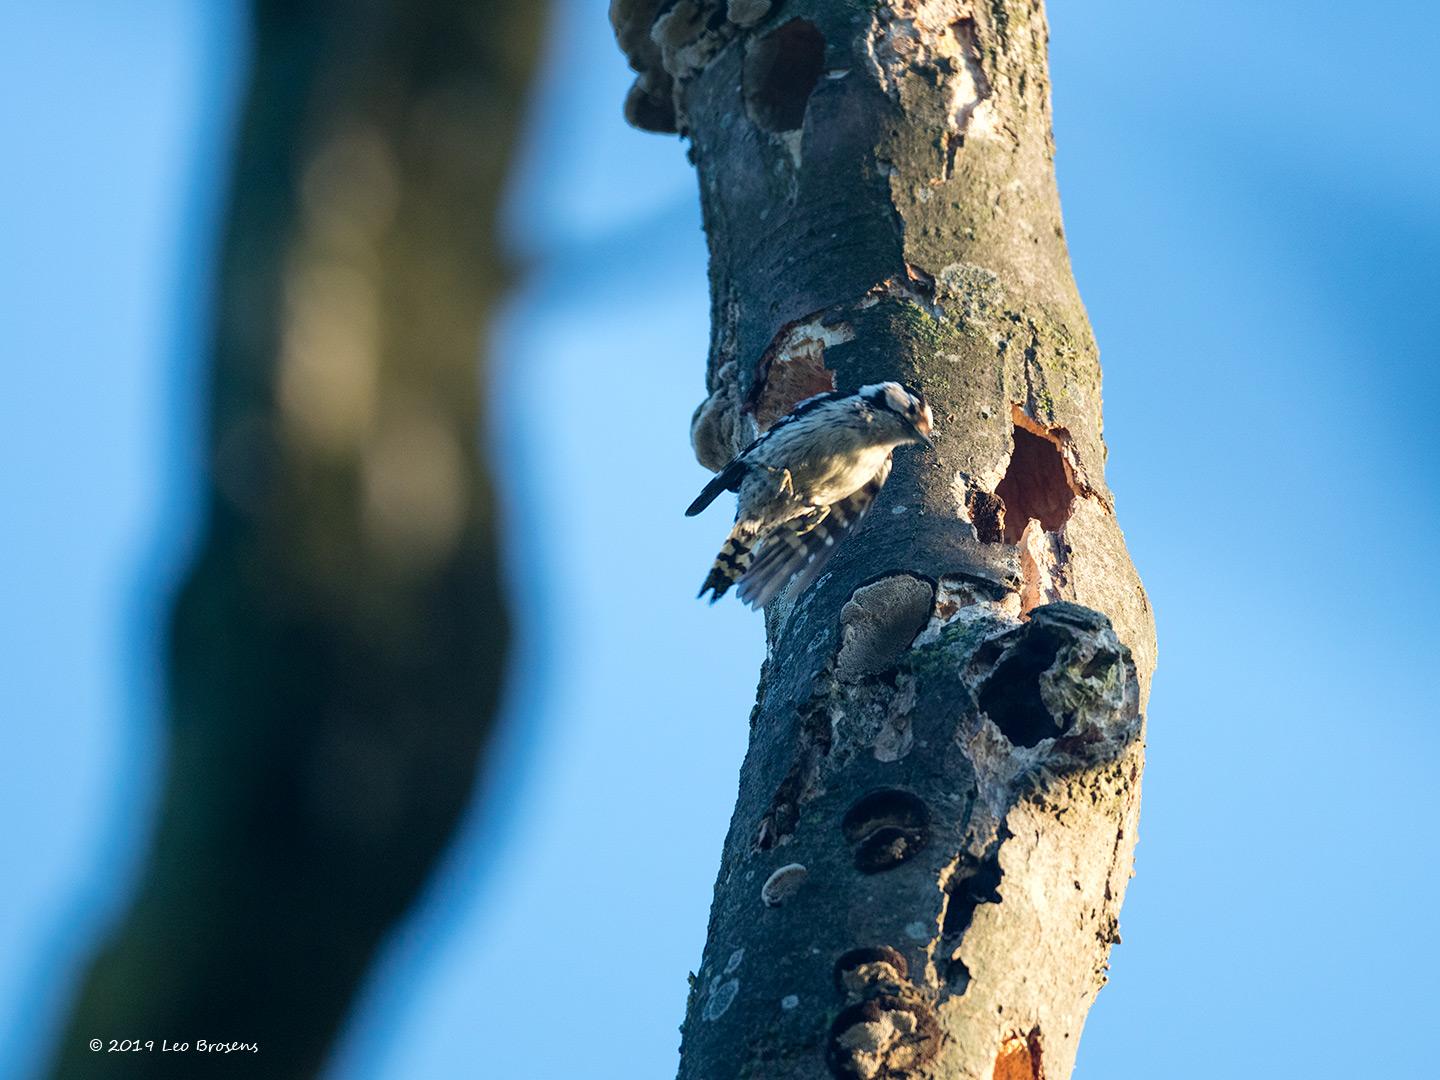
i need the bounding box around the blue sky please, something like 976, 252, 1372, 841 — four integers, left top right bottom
0, 2, 241, 1075
2, 2, 1438, 1078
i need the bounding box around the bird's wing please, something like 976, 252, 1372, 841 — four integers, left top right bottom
766, 389, 846, 431
685, 457, 747, 517
735, 455, 893, 609
687, 392, 849, 517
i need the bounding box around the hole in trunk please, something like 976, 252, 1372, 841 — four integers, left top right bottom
966, 487, 1006, 544
975, 625, 1066, 746
833, 946, 908, 997
944, 955, 971, 991
744, 19, 826, 133
941, 853, 1003, 940
994, 1028, 1045, 1080
827, 994, 942, 1080
994, 425, 1074, 544
841, 789, 929, 874
752, 342, 836, 430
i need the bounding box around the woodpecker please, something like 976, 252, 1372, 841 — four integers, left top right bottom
687, 382, 935, 608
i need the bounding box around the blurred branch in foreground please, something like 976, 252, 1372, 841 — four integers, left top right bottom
52, 2, 545, 1076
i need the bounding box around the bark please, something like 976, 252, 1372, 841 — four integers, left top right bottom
51, 2, 543, 1076
612, 2, 1156, 1078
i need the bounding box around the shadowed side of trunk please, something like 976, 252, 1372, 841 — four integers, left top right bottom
612, 2, 1156, 1077
52, 2, 545, 1076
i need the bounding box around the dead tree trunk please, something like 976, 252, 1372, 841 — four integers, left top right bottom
613, 2, 1156, 1078
51, 2, 543, 1076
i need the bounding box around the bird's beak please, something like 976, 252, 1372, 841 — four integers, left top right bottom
912, 404, 936, 450
912, 413, 935, 449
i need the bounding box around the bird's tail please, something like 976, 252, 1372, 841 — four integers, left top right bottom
698, 522, 757, 603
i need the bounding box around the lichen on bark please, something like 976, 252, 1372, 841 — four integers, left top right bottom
613, 2, 1155, 1077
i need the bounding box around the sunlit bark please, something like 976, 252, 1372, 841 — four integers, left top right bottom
612, 2, 1156, 1076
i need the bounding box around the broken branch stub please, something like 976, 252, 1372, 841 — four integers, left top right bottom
612, 3, 1154, 1078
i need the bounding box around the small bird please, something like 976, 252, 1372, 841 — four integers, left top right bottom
687, 382, 934, 607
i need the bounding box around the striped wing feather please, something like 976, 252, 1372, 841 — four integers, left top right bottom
735, 456, 893, 609
686, 391, 847, 517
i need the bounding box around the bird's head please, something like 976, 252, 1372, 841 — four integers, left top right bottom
862, 381, 935, 449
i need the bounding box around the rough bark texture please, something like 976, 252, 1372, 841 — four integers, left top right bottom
51, 2, 543, 1076
613, 2, 1156, 1078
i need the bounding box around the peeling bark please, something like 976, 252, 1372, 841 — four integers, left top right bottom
613, 2, 1154, 1078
